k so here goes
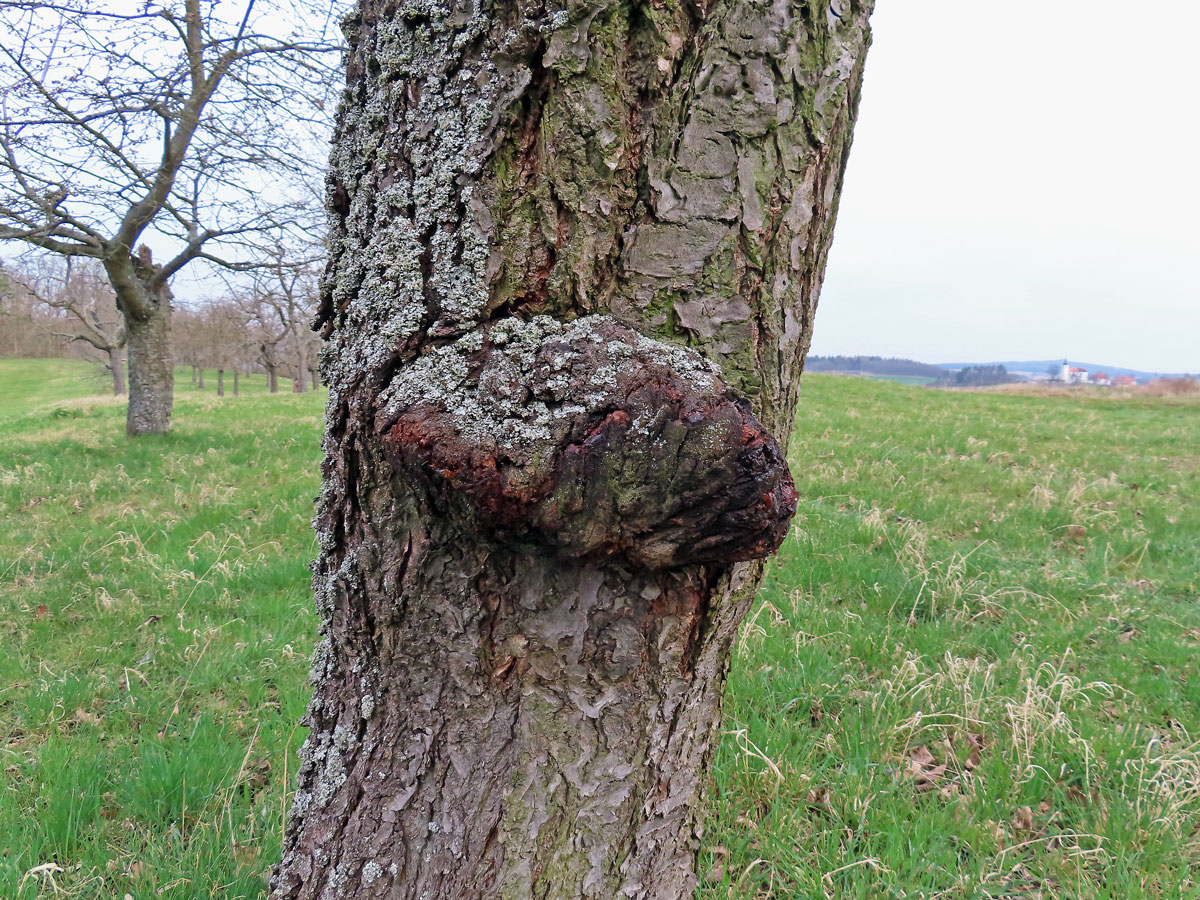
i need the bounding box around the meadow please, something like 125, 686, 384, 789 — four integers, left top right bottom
1, 359, 1197, 899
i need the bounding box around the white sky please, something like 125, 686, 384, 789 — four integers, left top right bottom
813, 1, 1200, 373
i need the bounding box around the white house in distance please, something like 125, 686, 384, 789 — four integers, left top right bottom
1060, 361, 1089, 383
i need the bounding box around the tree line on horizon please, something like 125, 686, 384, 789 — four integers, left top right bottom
0, 255, 320, 396
806, 354, 948, 379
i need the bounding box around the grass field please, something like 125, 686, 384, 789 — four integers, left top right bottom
1, 359, 1198, 899
0, 359, 297, 423
0, 359, 114, 420
864, 374, 938, 386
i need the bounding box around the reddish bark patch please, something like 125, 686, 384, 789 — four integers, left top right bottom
379, 322, 797, 570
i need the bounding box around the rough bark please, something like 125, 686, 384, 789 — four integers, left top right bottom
268, 366, 280, 394
274, 0, 872, 898
234, 369, 240, 396
117, 267, 173, 438
218, 368, 225, 397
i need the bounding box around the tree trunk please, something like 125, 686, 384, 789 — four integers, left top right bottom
191, 365, 197, 385
273, 1, 873, 898
218, 368, 225, 397
294, 364, 307, 393
268, 365, 279, 394
108, 347, 126, 396
309, 365, 319, 390
234, 369, 239, 396
197, 367, 205, 390
120, 277, 173, 437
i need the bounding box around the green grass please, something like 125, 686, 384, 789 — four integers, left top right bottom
864, 374, 937, 385
0, 359, 111, 419
0, 358, 299, 422
0, 362, 320, 898
1, 365, 1198, 899
175, 366, 297, 397
702, 377, 1200, 900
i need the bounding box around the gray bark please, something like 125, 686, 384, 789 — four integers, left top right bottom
119, 271, 173, 437
274, 0, 873, 898
218, 368, 225, 397
106, 347, 126, 396
234, 369, 239, 396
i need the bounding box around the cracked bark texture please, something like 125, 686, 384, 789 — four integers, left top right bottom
115, 264, 174, 437
273, 0, 872, 898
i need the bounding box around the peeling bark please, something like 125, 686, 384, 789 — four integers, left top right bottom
275, 0, 873, 897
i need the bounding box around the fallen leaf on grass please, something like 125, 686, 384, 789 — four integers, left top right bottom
907, 745, 948, 792
72, 707, 101, 726
703, 846, 728, 884
1011, 805, 1034, 833
964, 733, 984, 771
989, 820, 1007, 850
1063, 785, 1098, 806
233, 842, 260, 866
805, 786, 830, 806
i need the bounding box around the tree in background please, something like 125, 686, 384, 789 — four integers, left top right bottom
0, 0, 338, 435
273, 1, 874, 898
9, 257, 129, 395
949, 364, 1016, 387
236, 237, 322, 394
0, 262, 68, 358
202, 300, 251, 397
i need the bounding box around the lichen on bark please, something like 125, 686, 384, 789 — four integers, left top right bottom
377, 315, 797, 569
275, 0, 873, 898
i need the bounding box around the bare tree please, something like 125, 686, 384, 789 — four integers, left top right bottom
238, 238, 320, 394
203, 299, 248, 397
172, 305, 205, 387
252, 298, 287, 394
0, 261, 68, 357
273, 1, 874, 898
12, 257, 129, 394
0, 0, 339, 434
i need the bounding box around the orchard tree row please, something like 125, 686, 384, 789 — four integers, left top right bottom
1, 253, 320, 396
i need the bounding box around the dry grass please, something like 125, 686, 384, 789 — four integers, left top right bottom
1140, 377, 1200, 397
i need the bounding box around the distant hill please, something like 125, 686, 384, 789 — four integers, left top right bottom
807, 355, 946, 379
937, 360, 1191, 380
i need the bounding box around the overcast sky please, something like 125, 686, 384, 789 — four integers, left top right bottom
813, 1, 1200, 373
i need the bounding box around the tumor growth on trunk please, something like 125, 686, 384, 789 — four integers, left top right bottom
274, 0, 873, 897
